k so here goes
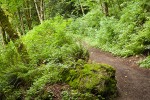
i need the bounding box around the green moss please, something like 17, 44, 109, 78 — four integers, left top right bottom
67, 63, 117, 100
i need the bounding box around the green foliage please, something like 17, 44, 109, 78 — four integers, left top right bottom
45, 0, 92, 18
138, 19, 150, 68
0, 0, 23, 12
72, 0, 150, 70
22, 16, 88, 66
1, 16, 103, 99
0, 42, 28, 99
66, 63, 117, 100
67, 0, 150, 68
136, 20, 150, 50
26, 65, 61, 99
61, 90, 98, 100
139, 56, 150, 68
25, 61, 116, 100
69, 0, 150, 57
1, 0, 124, 98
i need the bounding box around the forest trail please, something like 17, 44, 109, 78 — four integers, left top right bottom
86, 46, 150, 100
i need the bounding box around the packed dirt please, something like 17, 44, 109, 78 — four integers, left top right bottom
87, 47, 150, 100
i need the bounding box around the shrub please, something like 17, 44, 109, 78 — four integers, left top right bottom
69, 0, 149, 57
139, 56, 150, 68
0, 17, 91, 99
0, 15, 117, 99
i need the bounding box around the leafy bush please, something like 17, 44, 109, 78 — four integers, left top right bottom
139, 56, 150, 68
25, 61, 117, 100
0, 16, 97, 99
69, 0, 150, 57
22, 17, 88, 66
0, 15, 118, 99
67, 0, 150, 69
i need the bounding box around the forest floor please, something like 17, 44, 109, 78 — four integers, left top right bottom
86, 45, 150, 100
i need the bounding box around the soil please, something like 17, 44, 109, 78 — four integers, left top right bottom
87, 47, 150, 100
45, 83, 70, 100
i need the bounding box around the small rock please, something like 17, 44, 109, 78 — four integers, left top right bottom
135, 55, 139, 58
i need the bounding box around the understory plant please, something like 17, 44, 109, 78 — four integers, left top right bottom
69, 1, 150, 57
0, 16, 117, 99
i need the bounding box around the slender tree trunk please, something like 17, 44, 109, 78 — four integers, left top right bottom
24, 0, 32, 30
102, 2, 109, 16
1, 27, 9, 44
34, 0, 44, 23
78, 0, 85, 16
0, 7, 29, 63
0, 9, 19, 41
40, 0, 44, 21
34, 0, 42, 23
17, 8, 25, 35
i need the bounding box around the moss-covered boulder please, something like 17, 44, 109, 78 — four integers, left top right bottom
20, 61, 117, 100
66, 63, 117, 100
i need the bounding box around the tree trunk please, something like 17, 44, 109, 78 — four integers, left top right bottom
78, 0, 85, 16
24, 0, 32, 30
34, 0, 44, 23
102, 2, 109, 16
17, 8, 25, 35
0, 27, 9, 45
0, 7, 29, 63
0, 8, 19, 41
40, 0, 44, 21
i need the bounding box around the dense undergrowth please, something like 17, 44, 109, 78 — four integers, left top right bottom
0, 17, 117, 99
67, 0, 150, 68
1, 0, 150, 99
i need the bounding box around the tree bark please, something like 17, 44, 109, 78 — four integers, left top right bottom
17, 8, 25, 35
40, 0, 44, 21
0, 8, 19, 41
0, 27, 9, 45
0, 7, 29, 63
34, 0, 44, 23
78, 0, 85, 16
24, 0, 32, 30
102, 2, 109, 16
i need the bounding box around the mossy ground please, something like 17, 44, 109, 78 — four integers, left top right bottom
31, 61, 117, 100
66, 62, 117, 100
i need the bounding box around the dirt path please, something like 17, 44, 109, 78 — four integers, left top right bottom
87, 47, 150, 100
